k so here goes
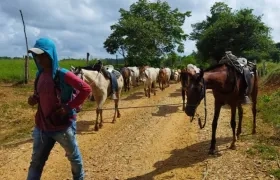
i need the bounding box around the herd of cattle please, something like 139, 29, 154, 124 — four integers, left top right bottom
120, 66, 181, 97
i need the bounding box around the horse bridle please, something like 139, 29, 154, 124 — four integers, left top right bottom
188, 77, 207, 129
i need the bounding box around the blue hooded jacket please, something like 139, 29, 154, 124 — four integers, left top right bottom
31, 38, 77, 117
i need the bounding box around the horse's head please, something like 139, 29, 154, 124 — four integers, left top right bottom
185, 70, 205, 117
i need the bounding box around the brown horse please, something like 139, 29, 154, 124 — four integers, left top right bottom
185, 63, 258, 155
180, 68, 189, 110
158, 68, 168, 90
121, 67, 131, 92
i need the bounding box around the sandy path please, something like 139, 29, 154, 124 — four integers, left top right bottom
0, 83, 271, 180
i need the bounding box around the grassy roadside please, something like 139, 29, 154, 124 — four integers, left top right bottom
0, 81, 145, 147
241, 62, 280, 179
0, 59, 90, 83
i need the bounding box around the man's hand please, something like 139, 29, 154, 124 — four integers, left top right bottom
28, 94, 38, 106
55, 104, 71, 116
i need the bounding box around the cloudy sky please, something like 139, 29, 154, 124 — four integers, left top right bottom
0, 0, 279, 59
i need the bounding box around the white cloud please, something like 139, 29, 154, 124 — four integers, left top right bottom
0, 0, 279, 59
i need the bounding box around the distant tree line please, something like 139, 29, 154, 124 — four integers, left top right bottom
104, 0, 280, 68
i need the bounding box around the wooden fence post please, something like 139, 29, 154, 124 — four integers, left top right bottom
20, 10, 29, 84
86, 52, 90, 65
24, 55, 28, 83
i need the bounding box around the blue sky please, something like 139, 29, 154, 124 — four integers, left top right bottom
0, 0, 279, 59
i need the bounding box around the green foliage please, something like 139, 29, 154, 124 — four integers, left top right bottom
258, 90, 280, 128
246, 144, 279, 160
162, 52, 180, 68
270, 169, 280, 179
257, 63, 280, 128
191, 2, 275, 63
104, 0, 191, 66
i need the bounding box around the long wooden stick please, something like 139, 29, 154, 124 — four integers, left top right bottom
20, 10, 29, 84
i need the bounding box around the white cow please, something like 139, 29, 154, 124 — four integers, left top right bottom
139, 67, 158, 98
173, 70, 180, 83
127, 66, 140, 87
164, 67, 172, 83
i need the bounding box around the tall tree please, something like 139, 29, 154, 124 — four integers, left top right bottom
104, 0, 191, 66
190, 2, 274, 63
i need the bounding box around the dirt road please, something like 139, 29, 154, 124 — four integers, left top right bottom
0, 83, 273, 179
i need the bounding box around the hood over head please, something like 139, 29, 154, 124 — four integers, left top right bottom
28, 38, 59, 79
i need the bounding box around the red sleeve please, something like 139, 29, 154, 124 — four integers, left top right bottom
64, 71, 91, 109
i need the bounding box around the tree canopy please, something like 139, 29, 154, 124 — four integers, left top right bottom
103, 0, 191, 66
190, 2, 276, 63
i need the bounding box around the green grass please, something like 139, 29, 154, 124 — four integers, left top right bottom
246, 143, 280, 178
258, 91, 280, 128
257, 62, 280, 129
246, 144, 279, 160
270, 169, 280, 179
0, 80, 144, 147
0, 59, 92, 83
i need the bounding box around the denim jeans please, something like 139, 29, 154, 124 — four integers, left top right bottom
110, 71, 118, 92
26, 121, 84, 180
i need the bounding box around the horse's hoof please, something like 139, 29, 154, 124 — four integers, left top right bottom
99, 124, 103, 128
208, 149, 215, 155
236, 135, 240, 140
117, 114, 121, 118
229, 144, 236, 150
252, 130, 256, 134
94, 126, 99, 131
112, 120, 116, 124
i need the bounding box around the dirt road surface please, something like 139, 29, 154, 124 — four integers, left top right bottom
0, 83, 273, 179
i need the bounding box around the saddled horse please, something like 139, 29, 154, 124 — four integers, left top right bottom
72, 66, 124, 131
185, 63, 258, 154
121, 67, 131, 92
